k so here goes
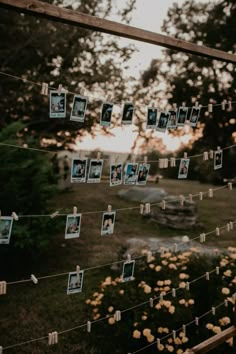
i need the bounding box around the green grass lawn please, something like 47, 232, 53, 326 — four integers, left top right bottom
0, 179, 235, 353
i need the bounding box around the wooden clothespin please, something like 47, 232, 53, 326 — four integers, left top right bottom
229, 221, 234, 230
199, 192, 203, 200
41, 82, 49, 96
140, 204, 144, 215
50, 211, 59, 219
208, 189, 213, 198
97, 151, 101, 161
31, 274, 38, 284
216, 266, 220, 275
76, 265, 80, 276
212, 307, 216, 315
228, 100, 232, 111
200, 233, 206, 243
189, 194, 193, 203
57, 84, 63, 95
217, 146, 221, 152
107, 205, 112, 213
173, 103, 177, 110
147, 251, 152, 263
161, 200, 166, 210
170, 157, 176, 167
0, 281, 7, 295
209, 150, 214, 159
183, 152, 188, 159
206, 272, 210, 280
0, 346, 2, 354
195, 101, 199, 107
48, 331, 58, 345
174, 243, 178, 252
115, 310, 121, 322
172, 330, 176, 340
157, 338, 161, 349
224, 299, 228, 307
195, 317, 199, 326
145, 203, 151, 214
203, 151, 209, 161
216, 227, 220, 236
228, 182, 233, 190
11, 212, 19, 221
160, 293, 164, 301
186, 282, 190, 290
164, 158, 169, 168
127, 254, 131, 262
87, 321, 91, 333
226, 223, 231, 232
221, 100, 226, 110
144, 156, 148, 165
159, 159, 164, 169
182, 325, 186, 336
208, 103, 213, 113
73, 206, 78, 215
179, 195, 185, 206
149, 297, 154, 308
172, 288, 176, 297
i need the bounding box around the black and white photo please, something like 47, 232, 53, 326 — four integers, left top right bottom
122, 102, 134, 125
146, 107, 158, 129
156, 112, 170, 132
87, 159, 103, 183
50, 90, 66, 118
124, 163, 138, 185
110, 164, 122, 186
0, 217, 13, 245
67, 270, 84, 294
177, 107, 188, 126
100, 102, 113, 127
70, 95, 87, 122
214, 150, 223, 170
136, 163, 150, 185
65, 214, 81, 239
178, 158, 190, 179
121, 260, 135, 282
189, 106, 201, 127
71, 158, 87, 183
101, 211, 116, 236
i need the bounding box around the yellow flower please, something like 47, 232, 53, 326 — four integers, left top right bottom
149, 264, 155, 269
162, 327, 169, 334
157, 326, 163, 333
168, 263, 177, 270
142, 315, 147, 320
212, 326, 221, 334
188, 299, 195, 305
224, 270, 232, 277
161, 260, 168, 266
85, 299, 91, 304
157, 343, 164, 351
164, 279, 171, 285
169, 306, 175, 314
174, 337, 182, 345
108, 306, 114, 313
169, 256, 177, 261
226, 337, 233, 346
222, 287, 230, 295
179, 299, 185, 305
93, 292, 99, 297
179, 273, 189, 280
93, 313, 100, 320
166, 344, 174, 352
147, 335, 155, 343
179, 282, 186, 288
155, 265, 162, 272
143, 328, 151, 336
133, 330, 141, 339
164, 286, 170, 291
163, 300, 172, 308
219, 317, 231, 326
176, 349, 184, 354
119, 289, 124, 295
144, 285, 152, 294
182, 336, 189, 343
206, 323, 214, 330
108, 317, 115, 325
167, 338, 173, 343
157, 280, 164, 286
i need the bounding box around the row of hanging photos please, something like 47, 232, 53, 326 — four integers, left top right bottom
0, 181, 233, 246
71, 147, 223, 185
41, 83, 233, 131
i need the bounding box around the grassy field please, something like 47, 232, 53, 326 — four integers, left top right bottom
0, 178, 235, 353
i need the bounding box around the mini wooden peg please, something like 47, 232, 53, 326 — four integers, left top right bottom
228, 100, 232, 111
160, 293, 164, 301
199, 192, 203, 200
216, 227, 220, 236
115, 310, 121, 322
50, 211, 59, 219
170, 157, 176, 167
57, 84, 63, 95
172, 288, 176, 297
157, 338, 161, 348
127, 254, 131, 262
87, 321, 91, 333
179, 195, 185, 206
144, 156, 148, 164
48, 331, 58, 345
195, 101, 199, 107
164, 158, 169, 168
31, 274, 38, 284
212, 307, 216, 315
149, 297, 154, 308
73, 206, 77, 215
80, 87, 86, 96
186, 282, 190, 290
106, 94, 112, 102
206, 272, 210, 280
159, 159, 164, 169
0, 346, 2, 354
208, 189, 213, 198
182, 102, 186, 107
208, 103, 213, 113
97, 151, 101, 160
174, 243, 178, 252
216, 266, 220, 275
147, 251, 152, 263
224, 299, 228, 307
161, 200, 166, 210
200, 233, 206, 243
226, 223, 230, 232
209, 150, 214, 159
0, 281, 7, 295
189, 194, 193, 203
183, 152, 188, 159
145, 203, 151, 214
195, 317, 199, 326
221, 100, 226, 110
107, 205, 112, 213
173, 103, 177, 110
217, 146, 221, 152
228, 182, 233, 190
11, 212, 19, 221
41, 82, 49, 96
229, 221, 234, 230
76, 265, 80, 276
203, 151, 209, 161
140, 204, 144, 215
182, 325, 186, 336
172, 330, 176, 340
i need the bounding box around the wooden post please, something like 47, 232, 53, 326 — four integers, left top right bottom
0, 0, 236, 63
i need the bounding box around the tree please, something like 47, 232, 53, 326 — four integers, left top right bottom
0, 0, 136, 149
138, 0, 236, 181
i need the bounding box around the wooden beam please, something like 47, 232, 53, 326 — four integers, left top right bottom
1, 0, 236, 64
184, 326, 236, 354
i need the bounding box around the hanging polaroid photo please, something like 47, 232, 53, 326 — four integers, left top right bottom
124, 163, 138, 185
167, 109, 177, 129
156, 112, 170, 132
178, 158, 190, 179
87, 159, 103, 183
71, 158, 87, 183
70, 95, 87, 122
100, 102, 113, 127
122, 102, 134, 125
67, 270, 84, 295
110, 163, 123, 186
49, 90, 66, 118
65, 214, 81, 239
0, 217, 13, 245
101, 211, 116, 236
136, 163, 150, 185
214, 150, 223, 170
121, 260, 135, 282
177, 107, 188, 126
189, 106, 201, 127
146, 107, 158, 129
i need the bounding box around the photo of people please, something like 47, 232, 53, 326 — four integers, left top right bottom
156, 112, 170, 132
122, 102, 134, 124
146, 107, 158, 129
177, 107, 188, 126
167, 110, 177, 129
87, 159, 103, 183
100, 102, 113, 127
65, 214, 81, 239
49, 90, 66, 118
214, 150, 223, 170
0, 217, 13, 245
136, 163, 150, 185
121, 260, 135, 282
71, 158, 87, 183
67, 270, 84, 295
101, 211, 116, 236
124, 163, 138, 185
178, 158, 190, 179
70, 95, 87, 122
110, 164, 122, 186
189, 106, 201, 127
